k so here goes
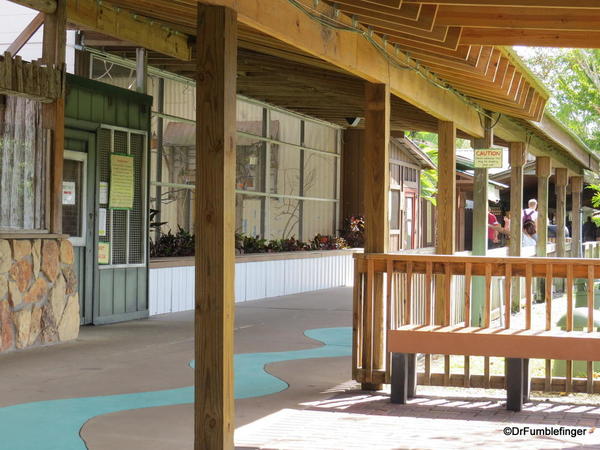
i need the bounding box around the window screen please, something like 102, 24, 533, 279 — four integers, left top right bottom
98, 127, 147, 266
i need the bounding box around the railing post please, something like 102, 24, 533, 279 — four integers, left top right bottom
361, 82, 390, 390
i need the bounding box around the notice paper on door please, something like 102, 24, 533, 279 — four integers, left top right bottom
98, 208, 107, 237
109, 153, 134, 209
98, 242, 110, 265
99, 182, 109, 204
62, 181, 76, 205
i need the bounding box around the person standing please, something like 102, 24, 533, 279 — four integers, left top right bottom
522, 199, 538, 227
488, 212, 508, 249
583, 216, 597, 242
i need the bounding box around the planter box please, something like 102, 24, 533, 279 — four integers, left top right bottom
148, 249, 358, 316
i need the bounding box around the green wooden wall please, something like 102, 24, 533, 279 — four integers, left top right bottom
65, 74, 152, 325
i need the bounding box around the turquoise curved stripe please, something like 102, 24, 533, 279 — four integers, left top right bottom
0, 327, 351, 450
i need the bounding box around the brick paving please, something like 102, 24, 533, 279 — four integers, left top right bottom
235, 383, 600, 449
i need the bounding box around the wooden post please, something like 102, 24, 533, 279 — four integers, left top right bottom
536, 157, 551, 258
536, 157, 551, 303
435, 121, 456, 325
195, 5, 236, 449
362, 82, 390, 390
42, 0, 66, 233
135, 48, 148, 94
555, 168, 568, 258
509, 142, 526, 311
470, 118, 493, 326
571, 176, 584, 258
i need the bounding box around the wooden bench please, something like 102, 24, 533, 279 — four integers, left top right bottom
388, 325, 600, 411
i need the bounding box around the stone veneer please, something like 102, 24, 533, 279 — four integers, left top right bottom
0, 238, 79, 352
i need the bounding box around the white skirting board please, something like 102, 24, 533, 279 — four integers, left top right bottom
148, 253, 354, 316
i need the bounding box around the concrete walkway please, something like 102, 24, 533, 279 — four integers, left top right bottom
1, 287, 600, 449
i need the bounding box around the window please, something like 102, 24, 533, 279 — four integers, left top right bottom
0, 96, 47, 231
89, 53, 341, 244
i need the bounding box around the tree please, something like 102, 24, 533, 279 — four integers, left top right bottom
516, 47, 600, 151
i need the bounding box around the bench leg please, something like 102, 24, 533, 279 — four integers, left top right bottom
407, 353, 417, 399
522, 358, 530, 403
506, 358, 525, 412
391, 353, 416, 404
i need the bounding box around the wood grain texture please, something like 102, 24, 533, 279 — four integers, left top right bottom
435, 120, 455, 325
535, 157, 550, 258
194, 5, 237, 449
42, 0, 66, 234
555, 167, 568, 258
362, 82, 389, 390
570, 176, 583, 257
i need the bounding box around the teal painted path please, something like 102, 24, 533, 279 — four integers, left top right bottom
0, 327, 351, 450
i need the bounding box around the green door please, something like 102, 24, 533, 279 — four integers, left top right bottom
65, 74, 151, 325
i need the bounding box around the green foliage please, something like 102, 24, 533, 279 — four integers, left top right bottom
517, 48, 600, 151
310, 234, 348, 250
150, 226, 195, 257
339, 215, 365, 248
588, 183, 600, 209
409, 132, 439, 205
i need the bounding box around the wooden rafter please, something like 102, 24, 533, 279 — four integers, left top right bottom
6, 12, 44, 57
66, 0, 192, 60
8, 0, 56, 14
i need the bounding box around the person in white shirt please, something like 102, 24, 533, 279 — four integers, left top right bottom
522, 199, 538, 226
522, 220, 537, 247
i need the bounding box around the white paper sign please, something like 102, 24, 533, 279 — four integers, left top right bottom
99, 182, 109, 204
98, 208, 107, 237
62, 181, 76, 205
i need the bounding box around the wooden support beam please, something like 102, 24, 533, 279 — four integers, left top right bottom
195, 4, 237, 449
535, 157, 551, 258
460, 28, 600, 48
571, 176, 584, 258
207, 0, 484, 137
7, 12, 44, 57
555, 168, 568, 259
470, 115, 492, 326
8, 0, 56, 14
435, 120, 456, 325
42, 0, 66, 234
509, 142, 526, 311
135, 48, 147, 93
403, 0, 600, 6
66, 0, 192, 60
362, 82, 390, 390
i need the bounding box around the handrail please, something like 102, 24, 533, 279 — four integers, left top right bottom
353, 252, 600, 394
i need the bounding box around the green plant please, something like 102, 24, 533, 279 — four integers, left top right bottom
266, 237, 309, 252
310, 234, 349, 250
150, 226, 195, 257
239, 234, 268, 254
339, 216, 365, 248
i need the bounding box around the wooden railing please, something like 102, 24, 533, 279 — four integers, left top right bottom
353, 252, 600, 393
583, 241, 600, 259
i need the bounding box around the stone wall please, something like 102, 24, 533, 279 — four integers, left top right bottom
0, 238, 79, 352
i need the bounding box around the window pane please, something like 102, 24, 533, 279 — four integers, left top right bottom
303, 152, 336, 199
236, 194, 264, 237
302, 200, 335, 240
62, 159, 84, 238
161, 120, 196, 186
90, 56, 136, 90
304, 121, 337, 153
269, 197, 300, 239
152, 185, 194, 234
390, 191, 400, 230
270, 110, 300, 145
237, 100, 264, 136
236, 136, 266, 192
405, 196, 414, 249
270, 144, 300, 196
163, 78, 196, 121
